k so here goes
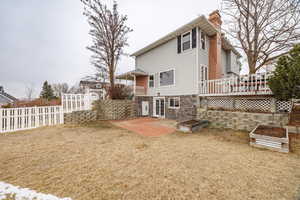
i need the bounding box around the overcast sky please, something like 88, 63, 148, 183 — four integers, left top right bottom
0, 0, 223, 98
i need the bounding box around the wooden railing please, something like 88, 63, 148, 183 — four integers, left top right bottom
199, 73, 273, 96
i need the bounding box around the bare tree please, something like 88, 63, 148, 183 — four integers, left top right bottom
81, 0, 132, 98
222, 0, 300, 74
25, 83, 35, 101
52, 83, 69, 97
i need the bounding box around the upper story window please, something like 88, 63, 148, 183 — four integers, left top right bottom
149, 75, 154, 88
160, 69, 175, 86
201, 31, 206, 50
177, 28, 197, 54
182, 32, 191, 51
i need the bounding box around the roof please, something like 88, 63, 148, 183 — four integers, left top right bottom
116, 69, 148, 80
0, 89, 18, 105
221, 36, 242, 58
131, 15, 218, 57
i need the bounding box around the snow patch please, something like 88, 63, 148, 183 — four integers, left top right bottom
0, 182, 72, 200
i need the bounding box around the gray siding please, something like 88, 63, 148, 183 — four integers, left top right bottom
136, 28, 209, 96
136, 37, 196, 96
221, 49, 240, 77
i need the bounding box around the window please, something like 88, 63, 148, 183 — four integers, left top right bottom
199, 65, 208, 81
169, 97, 180, 109
201, 31, 206, 50
182, 32, 191, 51
149, 75, 154, 88
160, 69, 175, 86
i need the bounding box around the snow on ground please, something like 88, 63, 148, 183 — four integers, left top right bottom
0, 182, 72, 200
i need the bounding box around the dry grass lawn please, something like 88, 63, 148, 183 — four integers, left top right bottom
0, 122, 300, 200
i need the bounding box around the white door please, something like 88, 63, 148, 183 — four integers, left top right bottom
142, 101, 149, 116
153, 97, 165, 118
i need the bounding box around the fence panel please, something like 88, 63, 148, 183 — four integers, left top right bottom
62, 94, 92, 113
0, 106, 64, 133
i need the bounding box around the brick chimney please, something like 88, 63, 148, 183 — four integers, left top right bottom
208, 10, 222, 80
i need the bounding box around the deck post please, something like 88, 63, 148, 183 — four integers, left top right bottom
270, 98, 277, 113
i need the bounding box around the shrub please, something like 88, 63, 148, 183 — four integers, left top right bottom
268, 45, 300, 100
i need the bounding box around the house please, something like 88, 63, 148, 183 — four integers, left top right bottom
117, 10, 271, 120
0, 86, 18, 106
79, 80, 108, 100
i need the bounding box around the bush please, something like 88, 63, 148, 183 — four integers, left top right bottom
106, 84, 133, 100
268, 45, 300, 100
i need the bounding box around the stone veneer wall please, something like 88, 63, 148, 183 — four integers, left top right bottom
197, 108, 289, 131
95, 100, 136, 120
64, 110, 97, 124
135, 95, 198, 121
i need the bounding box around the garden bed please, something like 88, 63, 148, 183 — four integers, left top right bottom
250, 125, 289, 153
177, 120, 209, 133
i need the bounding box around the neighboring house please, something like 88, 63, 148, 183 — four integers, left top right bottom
0, 86, 18, 106
79, 80, 108, 100
117, 10, 267, 120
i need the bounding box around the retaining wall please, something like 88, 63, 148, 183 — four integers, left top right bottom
94, 100, 136, 120
64, 110, 97, 124
197, 108, 289, 131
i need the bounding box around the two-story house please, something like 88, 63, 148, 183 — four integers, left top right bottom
117, 10, 241, 120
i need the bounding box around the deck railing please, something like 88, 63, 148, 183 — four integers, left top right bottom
199, 72, 273, 96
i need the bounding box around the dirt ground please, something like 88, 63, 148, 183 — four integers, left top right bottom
0, 122, 300, 200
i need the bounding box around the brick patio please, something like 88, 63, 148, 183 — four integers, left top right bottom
111, 117, 176, 136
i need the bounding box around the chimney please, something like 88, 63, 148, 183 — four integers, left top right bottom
0, 86, 3, 93
208, 10, 222, 80
209, 10, 222, 30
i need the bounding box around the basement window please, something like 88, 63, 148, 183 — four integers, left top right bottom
169, 97, 180, 109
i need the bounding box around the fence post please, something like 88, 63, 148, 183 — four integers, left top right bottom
0, 108, 2, 133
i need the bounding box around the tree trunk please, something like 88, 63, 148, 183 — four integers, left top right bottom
109, 65, 115, 99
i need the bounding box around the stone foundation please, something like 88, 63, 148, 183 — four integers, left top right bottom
197, 108, 289, 131
135, 95, 198, 121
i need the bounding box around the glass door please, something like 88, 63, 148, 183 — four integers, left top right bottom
153, 97, 165, 118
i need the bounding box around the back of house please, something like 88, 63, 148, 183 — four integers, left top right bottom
118, 10, 241, 120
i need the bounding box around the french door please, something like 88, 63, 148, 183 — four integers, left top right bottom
153, 97, 165, 118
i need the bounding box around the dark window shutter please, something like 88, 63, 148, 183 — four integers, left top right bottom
177, 35, 181, 54
192, 28, 197, 48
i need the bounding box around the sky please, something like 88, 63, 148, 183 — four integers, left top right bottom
0, 0, 223, 98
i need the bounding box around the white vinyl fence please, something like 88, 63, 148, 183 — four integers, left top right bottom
0, 93, 98, 134
0, 106, 64, 133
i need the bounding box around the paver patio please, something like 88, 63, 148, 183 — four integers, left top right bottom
111, 117, 176, 136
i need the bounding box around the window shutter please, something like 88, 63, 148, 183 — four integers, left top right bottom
177, 35, 181, 53
192, 28, 197, 48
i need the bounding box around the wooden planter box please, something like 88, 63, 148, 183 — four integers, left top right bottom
177, 120, 209, 133
250, 125, 289, 153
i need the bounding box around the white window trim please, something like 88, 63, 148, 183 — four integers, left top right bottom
200, 31, 206, 50
159, 68, 176, 87
169, 97, 180, 109
181, 31, 192, 52
199, 64, 208, 82
148, 74, 155, 88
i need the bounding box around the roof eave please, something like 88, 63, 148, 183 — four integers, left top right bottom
131, 15, 218, 57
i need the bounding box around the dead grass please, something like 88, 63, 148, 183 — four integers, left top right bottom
0, 122, 300, 200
